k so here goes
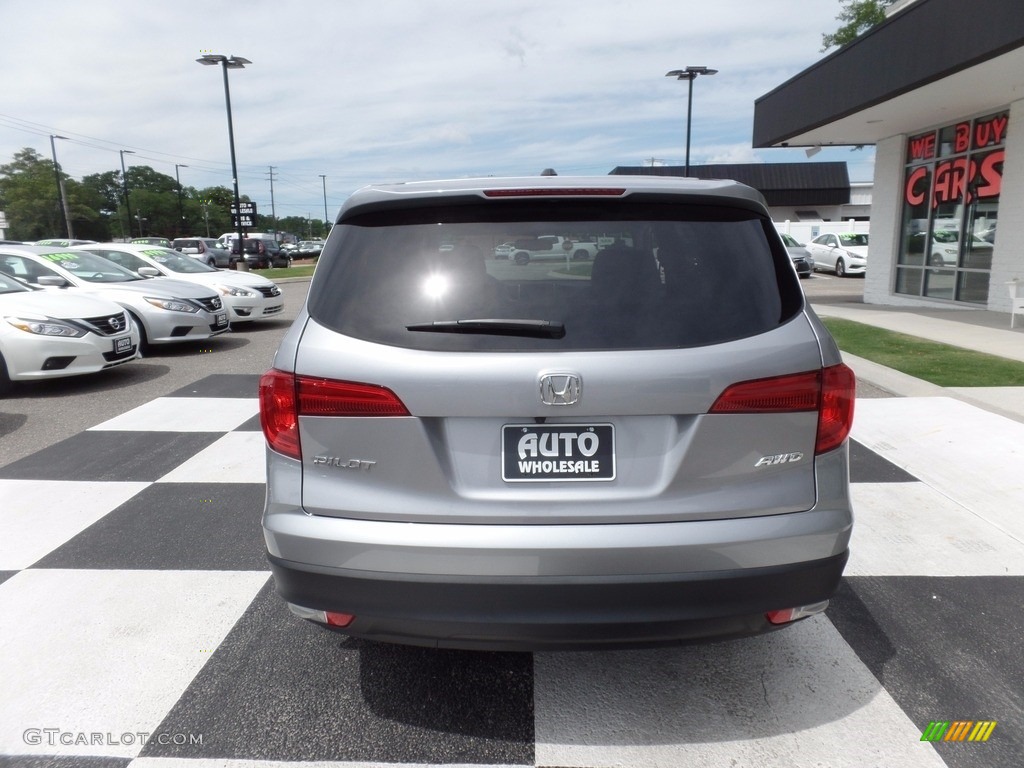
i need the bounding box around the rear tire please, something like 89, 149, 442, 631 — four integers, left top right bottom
513, 252, 530, 265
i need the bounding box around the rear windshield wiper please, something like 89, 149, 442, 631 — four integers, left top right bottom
406, 318, 566, 339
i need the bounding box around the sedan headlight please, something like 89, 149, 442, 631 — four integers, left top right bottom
214, 284, 258, 298
5, 315, 86, 337
144, 296, 199, 313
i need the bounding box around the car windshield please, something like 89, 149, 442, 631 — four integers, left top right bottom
40, 250, 144, 283
780, 234, 802, 247
838, 233, 869, 246
0, 271, 33, 294
83, 246, 217, 275
139, 247, 218, 273
308, 201, 800, 352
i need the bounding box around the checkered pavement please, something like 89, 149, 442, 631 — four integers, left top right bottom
1, 375, 1021, 768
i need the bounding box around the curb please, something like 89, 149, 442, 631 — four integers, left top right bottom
842, 352, 1024, 425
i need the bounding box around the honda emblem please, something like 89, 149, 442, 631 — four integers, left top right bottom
539, 373, 582, 406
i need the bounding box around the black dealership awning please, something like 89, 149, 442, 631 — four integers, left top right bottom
752, 0, 1024, 149
609, 162, 851, 207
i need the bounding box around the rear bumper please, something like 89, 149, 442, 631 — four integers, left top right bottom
268, 549, 849, 650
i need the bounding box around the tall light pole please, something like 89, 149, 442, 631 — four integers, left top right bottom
119, 149, 136, 240
665, 66, 717, 176
319, 174, 328, 236
49, 135, 73, 239
197, 53, 250, 260
174, 163, 189, 235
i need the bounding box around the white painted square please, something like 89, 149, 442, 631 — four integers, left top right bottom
0, 569, 269, 758
534, 617, 946, 768
847, 482, 1024, 576
89, 398, 258, 433
853, 397, 1024, 539
155, 431, 266, 484
0, 480, 150, 570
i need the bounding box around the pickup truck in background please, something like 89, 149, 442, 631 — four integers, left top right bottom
509, 235, 600, 265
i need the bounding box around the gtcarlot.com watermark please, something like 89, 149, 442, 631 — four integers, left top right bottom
24, 728, 203, 747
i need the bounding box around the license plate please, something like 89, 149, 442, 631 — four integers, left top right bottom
214, 313, 228, 327
501, 423, 615, 482
113, 336, 132, 354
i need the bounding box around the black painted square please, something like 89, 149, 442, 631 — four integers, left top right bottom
144, 581, 534, 764
0, 431, 222, 482
830, 576, 1023, 768
168, 374, 261, 399
32, 483, 268, 571
849, 439, 917, 483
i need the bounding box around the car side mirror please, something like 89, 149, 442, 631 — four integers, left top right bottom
138, 267, 161, 277
37, 275, 69, 287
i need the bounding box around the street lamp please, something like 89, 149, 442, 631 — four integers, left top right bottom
119, 149, 136, 239
49, 135, 73, 239
174, 163, 189, 235
319, 174, 328, 236
197, 53, 251, 262
665, 66, 717, 176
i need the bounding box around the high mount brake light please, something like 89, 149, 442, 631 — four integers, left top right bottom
710, 364, 855, 455
482, 188, 627, 197
259, 370, 409, 460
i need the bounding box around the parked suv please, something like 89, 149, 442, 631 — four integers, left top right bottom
243, 237, 290, 269
259, 175, 855, 650
172, 237, 235, 268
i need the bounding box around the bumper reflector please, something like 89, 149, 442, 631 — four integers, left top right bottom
765, 601, 829, 625
287, 603, 355, 628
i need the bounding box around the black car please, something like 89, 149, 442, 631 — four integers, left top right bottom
242, 237, 291, 269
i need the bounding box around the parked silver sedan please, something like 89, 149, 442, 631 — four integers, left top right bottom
0, 246, 228, 349
76, 244, 284, 325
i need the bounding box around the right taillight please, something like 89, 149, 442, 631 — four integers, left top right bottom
816, 363, 856, 454
710, 363, 855, 455
259, 370, 410, 460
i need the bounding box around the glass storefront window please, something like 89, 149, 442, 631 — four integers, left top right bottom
896, 112, 1006, 305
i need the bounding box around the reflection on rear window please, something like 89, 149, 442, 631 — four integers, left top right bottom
308, 202, 798, 351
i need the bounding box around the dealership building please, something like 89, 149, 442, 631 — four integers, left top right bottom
753, 0, 1024, 314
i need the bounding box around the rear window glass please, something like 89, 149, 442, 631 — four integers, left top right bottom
307, 201, 800, 351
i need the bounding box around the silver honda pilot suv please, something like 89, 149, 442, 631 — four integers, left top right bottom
260, 175, 855, 650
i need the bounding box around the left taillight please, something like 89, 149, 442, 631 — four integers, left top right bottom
259, 369, 410, 460
710, 363, 855, 455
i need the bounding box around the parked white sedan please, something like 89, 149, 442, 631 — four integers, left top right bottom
0, 246, 229, 350
806, 232, 869, 278
75, 244, 284, 324
0, 271, 139, 395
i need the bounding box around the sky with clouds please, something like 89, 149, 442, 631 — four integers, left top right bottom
1, 0, 875, 223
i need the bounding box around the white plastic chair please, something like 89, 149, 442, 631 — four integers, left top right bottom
1008, 280, 1024, 329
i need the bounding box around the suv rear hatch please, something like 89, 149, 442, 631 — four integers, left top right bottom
267, 188, 843, 527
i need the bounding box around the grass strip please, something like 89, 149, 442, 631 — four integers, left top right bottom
822, 317, 1024, 387
250, 265, 316, 279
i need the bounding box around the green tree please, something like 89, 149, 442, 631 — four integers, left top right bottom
189, 186, 245, 237
64, 178, 113, 241
821, 0, 895, 51
0, 148, 65, 240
